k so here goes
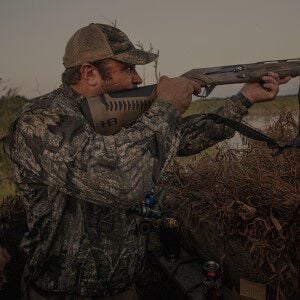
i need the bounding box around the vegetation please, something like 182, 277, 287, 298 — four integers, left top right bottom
0, 89, 28, 198
160, 113, 299, 299
185, 95, 298, 116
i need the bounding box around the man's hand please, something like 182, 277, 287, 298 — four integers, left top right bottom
156, 76, 201, 114
240, 72, 291, 104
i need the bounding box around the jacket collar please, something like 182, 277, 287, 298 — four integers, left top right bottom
61, 84, 85, 109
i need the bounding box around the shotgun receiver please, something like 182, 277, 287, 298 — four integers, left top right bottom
80, 58, 300, 135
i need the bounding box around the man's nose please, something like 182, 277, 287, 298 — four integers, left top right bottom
132, 71, 143, 85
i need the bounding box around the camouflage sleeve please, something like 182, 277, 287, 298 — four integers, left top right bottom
177, 94, 249, 156
9, 99, 181, 209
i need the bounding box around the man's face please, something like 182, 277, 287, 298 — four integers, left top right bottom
100, 59, 143, 93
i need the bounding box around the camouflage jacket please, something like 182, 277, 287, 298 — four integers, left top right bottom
4, 84, 248, 296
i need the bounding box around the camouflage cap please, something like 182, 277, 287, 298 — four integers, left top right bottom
63, 23, 158, 68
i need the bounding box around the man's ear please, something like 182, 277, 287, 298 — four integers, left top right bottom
80, 63, 100, 86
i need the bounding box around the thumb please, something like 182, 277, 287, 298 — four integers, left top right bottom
159, 75, 169, 83
190, 80, 202, 96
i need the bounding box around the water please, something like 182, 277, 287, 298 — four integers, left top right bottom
226, 113, 298, 148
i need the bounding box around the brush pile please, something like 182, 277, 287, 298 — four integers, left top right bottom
160, 112, 299, 299
0, 195, 26, 298
0, 247, 10, 289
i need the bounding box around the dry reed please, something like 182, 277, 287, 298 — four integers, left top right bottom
160, 112, 299, 299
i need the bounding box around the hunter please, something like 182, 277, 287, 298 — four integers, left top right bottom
4, 23, 289, 299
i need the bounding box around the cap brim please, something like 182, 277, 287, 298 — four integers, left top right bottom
112, 48, 158, 65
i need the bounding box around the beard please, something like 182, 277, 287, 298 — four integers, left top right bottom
101, 80, 137, 94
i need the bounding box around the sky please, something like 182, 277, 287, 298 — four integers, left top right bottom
0, 0, 300, 98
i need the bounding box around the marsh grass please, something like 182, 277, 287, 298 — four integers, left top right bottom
0, 93, 28, 199
185, 95, 298, 116
0, 180, 17, 198
160, 112, 299, 299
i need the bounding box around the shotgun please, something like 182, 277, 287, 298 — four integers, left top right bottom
80, 58, 300, 136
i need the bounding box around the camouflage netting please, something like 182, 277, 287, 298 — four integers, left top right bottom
160, 112, 299, 299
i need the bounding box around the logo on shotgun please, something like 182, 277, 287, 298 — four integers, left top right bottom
101, 118, 118, 128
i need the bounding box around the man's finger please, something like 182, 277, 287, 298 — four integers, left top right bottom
159, 75, 169, 82
262, 75, 280, 86
263, 83, 279, 94
279, 76, 292, 84
190, 80, 202, 95
267, 72, 280, 83
267, 72, 292, 85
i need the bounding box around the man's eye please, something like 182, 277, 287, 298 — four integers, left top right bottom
126, 66, 135, 74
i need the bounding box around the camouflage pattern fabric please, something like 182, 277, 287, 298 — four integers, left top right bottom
4, 84, 247, 297
179, 94, 248, 155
